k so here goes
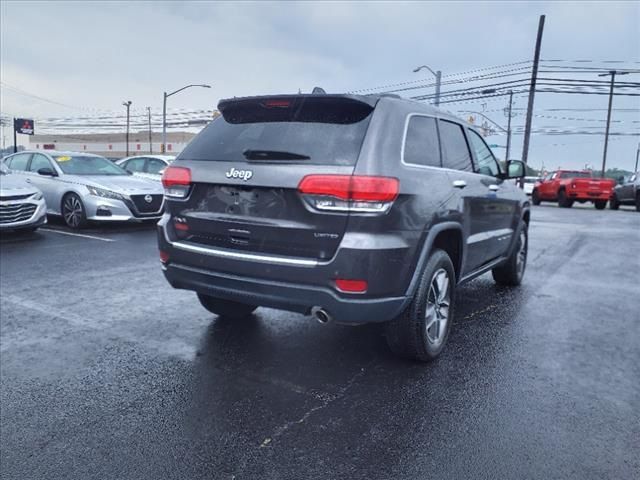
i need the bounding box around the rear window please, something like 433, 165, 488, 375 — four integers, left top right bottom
179, 96, 374, 166
559, 171, 591, 179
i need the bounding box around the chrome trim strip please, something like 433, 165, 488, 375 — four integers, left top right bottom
467, 228, 513, 245
169, 236, 319, 267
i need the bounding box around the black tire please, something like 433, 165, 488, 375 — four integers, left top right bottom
636, 193, 640, 212
609, 194, 620, 210
62, 193, 88, 229
197, 293, 257, 319
385, 249, 456, 362
594, 200, 607, 210
492, 222, 528, 286
531, 189, 541, 206
558, 189, 573, 208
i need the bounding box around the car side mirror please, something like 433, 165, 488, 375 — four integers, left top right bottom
505, 160, 525, 179
37, 167, 57, 177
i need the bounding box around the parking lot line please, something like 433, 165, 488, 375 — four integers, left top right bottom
40, 228, 115, 242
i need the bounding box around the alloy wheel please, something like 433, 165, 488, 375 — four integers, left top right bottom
63, 196, 83, 228
516, 229, 527, 277
425, 268, 450, 346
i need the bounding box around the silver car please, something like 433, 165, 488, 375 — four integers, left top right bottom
2, 151, 164, 228
0, 162, 48, 232
115, 155, 175, 182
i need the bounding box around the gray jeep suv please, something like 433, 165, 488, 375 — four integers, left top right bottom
157, 93, 529, 361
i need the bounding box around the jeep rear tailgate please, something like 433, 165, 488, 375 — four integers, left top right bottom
165, 95, 376, 261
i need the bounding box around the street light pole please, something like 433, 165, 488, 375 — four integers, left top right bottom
122, 100, 132, 156
413, 65, 442, 106
635, 142, 639, 173
162, 84, 211, 153
598, 70, 628, 178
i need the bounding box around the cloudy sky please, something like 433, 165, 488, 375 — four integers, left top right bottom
1, 1, 639, 171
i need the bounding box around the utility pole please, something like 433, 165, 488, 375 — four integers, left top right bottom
147, 107, 153, 154
122, 100, 132, 156
635, 142, 639, 173
505, 90, 514, 162
162, 92, 167, 153
13, 117, 17, 153
521, 14, 545, 165
413, 65, 442, 106
598, 70, 629, 178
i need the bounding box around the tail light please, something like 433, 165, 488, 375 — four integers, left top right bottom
159, 250, 170, 263
162, 166, 191, 199
298, 175, 399, 213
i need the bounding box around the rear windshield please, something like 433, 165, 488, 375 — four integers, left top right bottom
178, 97, 374, 166
559, 171, 591, 179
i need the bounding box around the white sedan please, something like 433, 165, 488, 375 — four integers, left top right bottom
116, 155, 175, 182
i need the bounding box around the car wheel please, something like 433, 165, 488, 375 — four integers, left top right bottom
492, 222, 528, 286
531, 189, 541, 205
385, 249, 455, 362
636, 192, 640, 212
558, 189, 573, 208
609, 194, 620, 210
62, 193, 88, 229
594, 200, 607, 210
197, 293, 257, 319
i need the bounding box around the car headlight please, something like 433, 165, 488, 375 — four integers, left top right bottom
30, 191, 43, 201
86, 185, 125, 200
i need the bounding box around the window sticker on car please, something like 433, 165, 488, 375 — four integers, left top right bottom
56, 156, 72, 162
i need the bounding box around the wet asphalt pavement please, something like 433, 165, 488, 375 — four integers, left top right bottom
1, 205, 639, 480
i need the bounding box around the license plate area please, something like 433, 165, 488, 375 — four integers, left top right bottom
197, 184, 288, 217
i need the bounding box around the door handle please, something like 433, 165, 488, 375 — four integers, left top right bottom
488, 184, 500, 192
452, 180, 467, 189
25, 179, 32, 183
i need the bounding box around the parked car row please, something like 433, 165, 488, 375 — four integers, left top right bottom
1, 151, 165, 229
531, 169, 639, 211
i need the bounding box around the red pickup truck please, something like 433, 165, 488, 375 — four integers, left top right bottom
531, 170, 616, 209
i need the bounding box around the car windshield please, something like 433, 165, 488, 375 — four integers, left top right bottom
53, 155, 127, 175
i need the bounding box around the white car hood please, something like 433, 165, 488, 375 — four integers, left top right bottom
0, 174, 39, 197
66, 174, 164, 195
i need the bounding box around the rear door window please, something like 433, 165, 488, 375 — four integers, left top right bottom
179, 96, 374, 166
438, 120, 473, 172
7, 153, 31, 171
403, 115, 441, 167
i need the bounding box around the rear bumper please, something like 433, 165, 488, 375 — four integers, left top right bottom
157, 215, 414, 324
162, 262, 405, 324
567, 190, 610, 201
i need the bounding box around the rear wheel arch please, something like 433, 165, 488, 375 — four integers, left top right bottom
402, 222, 463, 306
431, 228, 463, 283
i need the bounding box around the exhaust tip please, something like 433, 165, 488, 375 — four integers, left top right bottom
311, 306, 332, 324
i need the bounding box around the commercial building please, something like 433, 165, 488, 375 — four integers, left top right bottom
28, 131, 197, 159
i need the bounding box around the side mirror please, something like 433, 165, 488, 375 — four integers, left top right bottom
505, 160, 525, 179
37, 167, 57, 177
